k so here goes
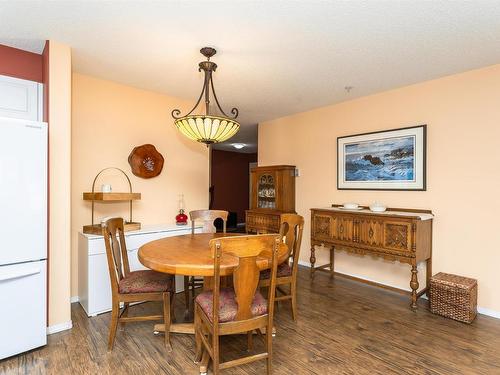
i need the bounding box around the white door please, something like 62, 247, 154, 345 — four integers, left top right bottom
0, 75, 42, 121
0, 260, 47, 359
0, 118, 47, 265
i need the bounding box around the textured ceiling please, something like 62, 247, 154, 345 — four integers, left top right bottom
1, 1, 500, 153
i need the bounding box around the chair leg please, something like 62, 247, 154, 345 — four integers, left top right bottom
247, 330, 254, 352
163, 293, 172, 352
213, 335, 220, 375
291, 281, 298, 322
266, 323, 273, 375
120, 302, 129, 330
194, 304, 203, 363
108, 300, 120, 351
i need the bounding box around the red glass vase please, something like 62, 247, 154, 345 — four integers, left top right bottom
176, 209, 188, 226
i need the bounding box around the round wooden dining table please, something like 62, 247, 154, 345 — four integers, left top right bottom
139, 232, 289, 277
138, 232, 288, 330
138, 232, 287, 373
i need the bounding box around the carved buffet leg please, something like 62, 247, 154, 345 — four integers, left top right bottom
410, 264, 419, 309
310, 246, 316, 279
329, 246, 335, 278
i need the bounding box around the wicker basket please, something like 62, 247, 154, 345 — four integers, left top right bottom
429, 272, 477, 323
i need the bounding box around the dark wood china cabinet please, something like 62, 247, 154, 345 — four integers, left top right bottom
245, 165, 296, 234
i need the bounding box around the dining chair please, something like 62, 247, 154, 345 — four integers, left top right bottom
184, 210, 228, 313
259, 213, 304, 321
194, 234, 281, 375
101, 217, 175, 351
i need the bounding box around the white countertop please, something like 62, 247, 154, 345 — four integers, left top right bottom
80, 223, 201, 239
316, 207, 434, 221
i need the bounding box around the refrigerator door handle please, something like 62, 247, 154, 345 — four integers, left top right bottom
0, 267, 41, 282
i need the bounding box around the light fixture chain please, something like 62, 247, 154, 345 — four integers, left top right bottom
204, 68, 211, 116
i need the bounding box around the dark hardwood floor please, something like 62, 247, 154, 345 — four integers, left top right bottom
2, 266, 500, 375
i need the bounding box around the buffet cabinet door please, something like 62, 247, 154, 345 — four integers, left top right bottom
334, 216, 354, 242
312, 214, 332, 241
357, 219, 384, 247
382, 221, 413, 253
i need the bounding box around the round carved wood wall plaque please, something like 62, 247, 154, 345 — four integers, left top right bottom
128, 144, 164, 178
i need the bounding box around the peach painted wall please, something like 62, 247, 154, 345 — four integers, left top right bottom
48, 41, 72, 327
259, 64, 500, 315
71, 73, 209, 297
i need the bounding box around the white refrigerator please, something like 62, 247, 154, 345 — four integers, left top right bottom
0, 117, 48, 359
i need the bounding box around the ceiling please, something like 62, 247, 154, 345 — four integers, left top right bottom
2, 1, 500, 153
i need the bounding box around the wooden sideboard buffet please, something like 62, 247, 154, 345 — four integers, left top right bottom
246, 165, 296, 233
310, 205, 433, 308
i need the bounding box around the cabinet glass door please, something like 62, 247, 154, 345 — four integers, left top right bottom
257, 174, 276, 209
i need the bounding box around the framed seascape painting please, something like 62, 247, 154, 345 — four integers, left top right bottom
337, 125, 426, 190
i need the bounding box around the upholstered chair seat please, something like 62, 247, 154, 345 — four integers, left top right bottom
118, 270, 175, 294
195, 287, 268, 323
260, 262, 292, 280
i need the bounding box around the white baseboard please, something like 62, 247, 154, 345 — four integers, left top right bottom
47, 320, 73, 335
299, 260, 500, 320
298, 260, 313, 268
298, 260, 311, 268
70, 296, 79, 303
477, 307, 500, 319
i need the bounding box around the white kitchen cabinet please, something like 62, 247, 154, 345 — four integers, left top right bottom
0, 75, 43, 121
78, 224, 200, 317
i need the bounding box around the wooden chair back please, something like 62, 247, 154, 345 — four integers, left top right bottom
102, 218, 131, 293
190, 209, 228, 234
209, 234, 281, 325
280, 214, 304, 271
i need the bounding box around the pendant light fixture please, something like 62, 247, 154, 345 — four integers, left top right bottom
171, 47, 240, 145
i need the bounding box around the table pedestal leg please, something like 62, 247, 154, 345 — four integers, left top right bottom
203, 276, 214, 291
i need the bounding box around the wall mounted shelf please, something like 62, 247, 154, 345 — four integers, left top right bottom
83, 192, 141, 201
82, 168, 141, 235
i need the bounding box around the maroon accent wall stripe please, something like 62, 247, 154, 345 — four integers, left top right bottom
0, 44, 43, 83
